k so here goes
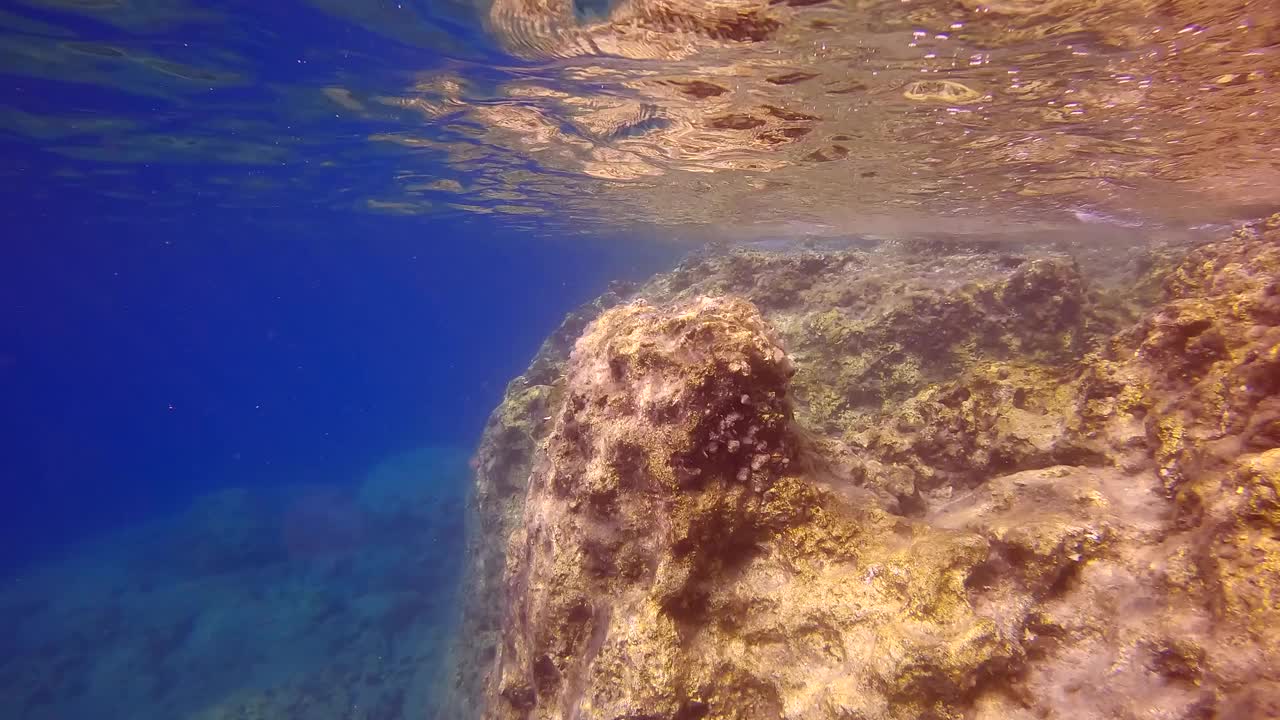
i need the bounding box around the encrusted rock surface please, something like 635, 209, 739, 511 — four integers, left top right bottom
489, 296, 805, 720
441, 217, 1280, 720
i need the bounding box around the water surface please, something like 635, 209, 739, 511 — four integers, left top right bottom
2, 0, 1276, 718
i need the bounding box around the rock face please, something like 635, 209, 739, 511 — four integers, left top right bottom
489, 297, 805, 719
441, 216, 1280, 720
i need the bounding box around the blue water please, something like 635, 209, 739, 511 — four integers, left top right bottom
0, 213, 672, 569
0, 2, 677, 717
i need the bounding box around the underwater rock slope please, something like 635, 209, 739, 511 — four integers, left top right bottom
0, 448, 470, 720
442, 217, 1280, 720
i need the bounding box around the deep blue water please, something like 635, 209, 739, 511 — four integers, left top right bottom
0, 5, 680, 716
0, 209, 674, 574
0, 0, 678, 573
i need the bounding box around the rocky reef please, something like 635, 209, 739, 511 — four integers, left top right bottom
440, 216, 1280, 720
0, 448, 470, 720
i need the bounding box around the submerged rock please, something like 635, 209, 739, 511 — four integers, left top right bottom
442, 217, 1280, 720
0, 448, 471, 720
488, 296, 805, 719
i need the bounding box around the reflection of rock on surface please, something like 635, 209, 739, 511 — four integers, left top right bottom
452, 216, 1280, 720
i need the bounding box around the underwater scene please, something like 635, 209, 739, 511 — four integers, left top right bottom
2, 1, 1278, 719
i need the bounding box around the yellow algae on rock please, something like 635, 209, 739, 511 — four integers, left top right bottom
439, 217, 1280, 720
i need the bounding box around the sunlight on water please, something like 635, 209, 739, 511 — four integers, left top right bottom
3, 2, 1280, 719
2, 0, 1276, 238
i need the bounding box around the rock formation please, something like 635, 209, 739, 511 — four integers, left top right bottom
488, 296, 807, 719
440, 216, 1280, 720
0, 448, 472, 720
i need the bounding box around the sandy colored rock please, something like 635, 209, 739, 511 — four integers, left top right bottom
486, 296, 804, 719
440, 216, 1280, 720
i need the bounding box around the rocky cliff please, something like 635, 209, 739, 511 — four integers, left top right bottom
439, 216, 1280, 720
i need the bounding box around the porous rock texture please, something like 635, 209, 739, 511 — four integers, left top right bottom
438, 216, 1280, 720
